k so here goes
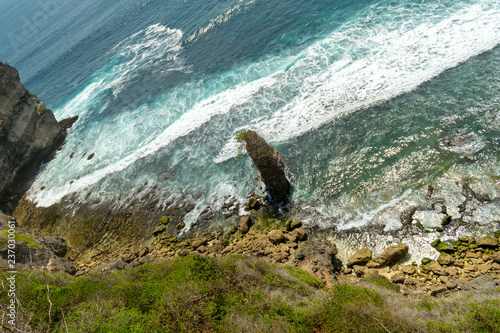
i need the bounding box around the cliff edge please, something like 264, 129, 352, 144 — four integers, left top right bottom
0, 62, 64, 212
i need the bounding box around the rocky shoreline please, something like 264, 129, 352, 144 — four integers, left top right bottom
3, 192, 499, 299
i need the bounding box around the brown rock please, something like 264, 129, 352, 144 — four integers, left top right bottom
390, 271, 405, 284
290, 220, 302, 230
138, 247, 149, 257
47, 257, 76, 275
430, 284, 447, 296
446, 279, 458, 289
271, 251, 289, 263
400, 265, 417, 275
476, 236, 498, 248
240, 215, 252, 233
292, 228, 307, 241
437, 253, 455, 266
492, 252, 500, 263
346, 248, 372, 267
276, 243, 290, 254
425, 261, 446, 276
268, 230, 286, 245
466, 252, 479, 259
191, 238, 208, 249
370, 243, 409, 267
353, 265, 368, 277
445, 266, 461, 277
152, 225, 166, 235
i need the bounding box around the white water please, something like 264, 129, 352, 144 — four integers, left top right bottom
28, 0, 500, 228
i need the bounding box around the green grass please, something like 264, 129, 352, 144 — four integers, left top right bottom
0, 232, 40, 248
1, 255, 499, 332
39, 106, 47, 116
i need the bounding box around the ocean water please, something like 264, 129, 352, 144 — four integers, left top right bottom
1, 0, 499, 237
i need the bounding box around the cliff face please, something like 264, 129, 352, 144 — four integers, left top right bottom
0, 62, 63, 212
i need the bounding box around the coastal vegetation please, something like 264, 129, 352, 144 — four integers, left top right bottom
2, 254, 499, 333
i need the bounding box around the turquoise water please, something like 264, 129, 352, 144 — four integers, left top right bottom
0, 0, 499, 231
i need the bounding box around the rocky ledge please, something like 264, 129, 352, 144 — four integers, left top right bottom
0, 210, 76, 275
43, 194, 496, 299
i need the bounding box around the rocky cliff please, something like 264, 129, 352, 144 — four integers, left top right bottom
0, 62, 64, 212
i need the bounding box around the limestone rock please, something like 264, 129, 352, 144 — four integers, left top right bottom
0, 62, 64, 210
268, 230, 286, 245
400, 265, 417, 275
370, 243, 409, 267
492, 252, 500, 263
191, 238, 208, 249
390, 271, 405, 284
446, 279, 458, 290
238, 130, 290, 203
476, 236, 498, 248
437, 253, 455, 266
423, 261, 446, 276
240, 215, 252, 233
152, 225, 166, 235
434, 241, 454, 253
346, 248, 372, 267
291, 228, 307, 241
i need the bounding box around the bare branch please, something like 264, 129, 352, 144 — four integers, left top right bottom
368, 314, 391, 333
46, 284, 53, 324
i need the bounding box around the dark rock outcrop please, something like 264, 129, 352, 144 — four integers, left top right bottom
0, 210, 76, 275
0, 62, 64, 212
238, 130, 290, 204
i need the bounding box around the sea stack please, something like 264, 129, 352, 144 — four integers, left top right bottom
238, 130, 290, 204
0, 62, 64, 211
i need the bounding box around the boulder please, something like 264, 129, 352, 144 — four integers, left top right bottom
437, 253, 454, 266
492, 252, 500, 263
291, 228, 307, 241
346, 248, 372, 267
400, 265, 417, 276
423, 261, 446, 276
476, 236, 498, 248
240, 215, 252, 233
430, 284, 447, 296
369, 243, 409, 267
268, 230, 286, 245
152, 225, 166, 235
191, 238, 208, 249
390, 271, 405, 284
238, 130, 290, 204
434, 241, 454, 253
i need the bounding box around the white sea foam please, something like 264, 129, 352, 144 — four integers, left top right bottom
215, 0, 500, 162
183, 0, 259, 45
29, 0, 500, 211
30, 73, 279, 206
